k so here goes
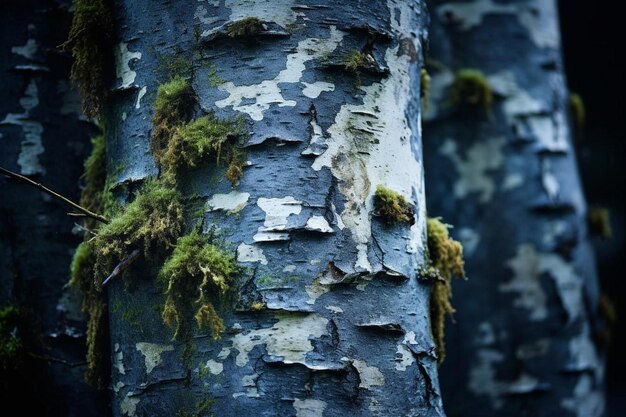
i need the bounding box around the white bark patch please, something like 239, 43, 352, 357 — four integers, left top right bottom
312, 28, 424, 271
423, 67, 454, 121
230, 313, 328, 367
395, 331, 417, 371
218, 347, 231, 359
351, 359, 385, 389
226, 0, 299, 29
305, 216, 334, 233
1, 79, 45, 175
561, 374, 605, 417
57, 80, 83, 116
135, 86, 147, 109
115, 42, 142, 88
458, 227, 480, 257
305, 277, 330, 305
113, 343, 126, 375
12, 38, 37, 59
469, 349, 505, 409
568, 323, 602, 374
302, 116, 326, 156
120, 394, 139, 417
204, 359, 223, 375
283, 265, 296, 273
135, 343, 174, 374
439, 137, 505, 203
215, 27, 343, 121
500, 244, 584, 322
325, 305, 343, 314
253, 196, 302, 241
235, 373, 260, 398
236, 243, 268, 265
113, 381, 124, 393
301, 81, 335, 98
436, 0, 558, 48
502, 172, 524, 191
207, 191, 250, 213
293, 399, 327, 417
541, 159, 560, 201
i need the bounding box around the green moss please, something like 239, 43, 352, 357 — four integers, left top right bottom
80, 135, 106, 231
588, 207, 612, 239
226, 17, 264, 38
159, 230, 238, 340
0, 305, 22, 370
450, 69, 492, 111
160, 114, 247, 186
569, 93, 586, 129
94, 180, 185, 271
342, 50, 366, 73
374, 185, 414, 225
426, 217, 465, 364
62, 0, 114, 118
164, 56, 194, 79
208, 64, 224, 87
421, 68, 431, 111
151, 77, 198, 173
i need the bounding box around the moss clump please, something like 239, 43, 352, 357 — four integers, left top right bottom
426, 217, 465, 364
569, 93, 586, 129
374, 185, 414, 225
79, 135, 106, 231
588, 207, 612, 239
450, 69, 492, 111
159, 230, 238, 340
151, 77, 198, 170
160, 114, 247, 186
94, 180, 185, 271
421, 68, 431, 111
226, 17, 264, 38
62, 0, 114, 118
342, 50, 366, 73
208, 64, 225, 87
0, 305, 22, 370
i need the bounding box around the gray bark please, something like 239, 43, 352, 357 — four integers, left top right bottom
0, 1, 107, 415
106, 1, 442, 416
423, 0, 605, 416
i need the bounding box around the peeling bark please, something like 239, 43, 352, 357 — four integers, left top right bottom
105, 1, 442, 416
423, 1, 605, 416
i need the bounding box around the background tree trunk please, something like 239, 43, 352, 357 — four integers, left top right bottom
422, 0, 606, 416
0, 1, 107, 415
104, 1, 443, 416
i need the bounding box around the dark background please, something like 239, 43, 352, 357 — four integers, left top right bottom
559, 1, 625, 414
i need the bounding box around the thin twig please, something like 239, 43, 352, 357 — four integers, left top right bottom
73, 222, 97, 237
102, 249, 140, 286
0, 166, 109, 224
67, 212, 88, 218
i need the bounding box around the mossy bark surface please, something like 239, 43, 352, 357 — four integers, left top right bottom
104, 1, 443, 416
423, 1, 605, 416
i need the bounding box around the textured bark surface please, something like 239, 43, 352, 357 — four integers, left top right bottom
423, 1, 605, 416
0, 1, 107, 415
105, 1, 442, 416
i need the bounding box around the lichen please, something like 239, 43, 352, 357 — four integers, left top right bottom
159, 230, 238, 340
588, 207, 612, 239
569, 93, 586, 129
226, 17, 264, 38
151, 77, 198, 173
449, 69, 492, 111
374, 185, 414, 225
420, 68, 431, 111
426, 217, 465, 364
94, 180, 185, 273
61, 0, 114, 118
250, 301, 265, 311
159, 114, 247, 186
0, 305, 22, 370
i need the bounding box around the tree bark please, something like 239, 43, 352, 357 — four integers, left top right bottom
423, 0, 606, 416
0, 1, 107, 415
105, 1, 442, 416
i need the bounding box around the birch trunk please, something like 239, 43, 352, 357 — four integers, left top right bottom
423, 1, 606, 416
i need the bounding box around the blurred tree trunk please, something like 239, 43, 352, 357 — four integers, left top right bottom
103, 1, 444, 416
0, 1, 107, 416
422, 0, 606, 416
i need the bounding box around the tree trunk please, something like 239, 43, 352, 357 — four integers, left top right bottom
103, 1, 442, 416
423, 0, 606, 416
0, 1, 107, 415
